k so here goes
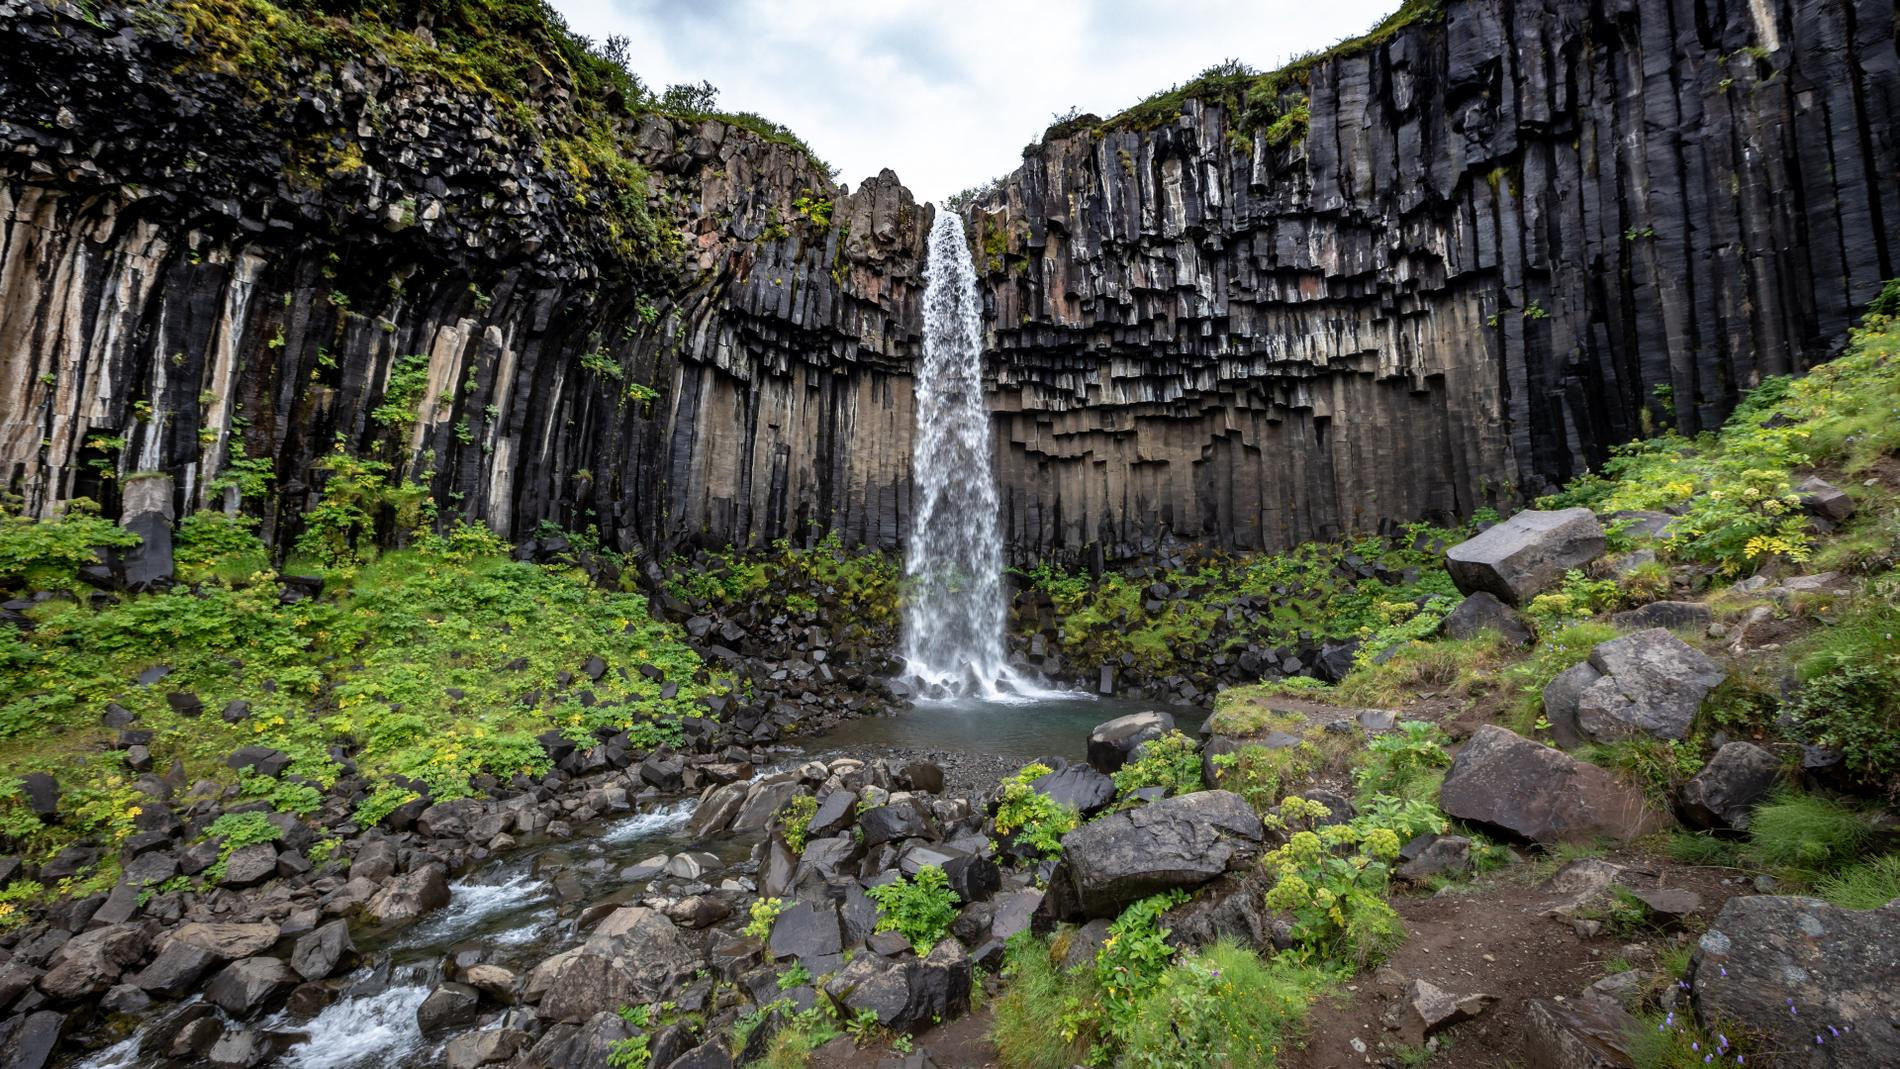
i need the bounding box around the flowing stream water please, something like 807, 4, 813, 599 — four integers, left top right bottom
73, 800, 729, 1069
901, 210, 1056, 701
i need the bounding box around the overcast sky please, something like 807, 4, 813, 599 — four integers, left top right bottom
549, 0, 1403, 202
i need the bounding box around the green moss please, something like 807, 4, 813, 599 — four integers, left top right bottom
1085, 2, 1444, 138
0, 515, 721, 893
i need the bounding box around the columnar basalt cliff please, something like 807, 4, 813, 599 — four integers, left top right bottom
974, 0, 1900, 560
0, 0, 928, 556
3, 0, 1898, 566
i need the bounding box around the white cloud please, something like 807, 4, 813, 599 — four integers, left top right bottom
551, 0, 1403, 201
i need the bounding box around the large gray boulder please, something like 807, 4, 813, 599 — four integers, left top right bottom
363, 865, 450, 925
1086, 711, 1174, 773
822, 939, 970, 1032
1029, 764, 1115, 816
1444, 508, 1606, 607
1570, 629, 1726, 742
1692, 896, 1900, 1065
1438, 726, 1660, 845
525, 907, 698, 1024
1676, 742, 1780, 832
1042, 790, 1263, 919
38, 924, 150, 999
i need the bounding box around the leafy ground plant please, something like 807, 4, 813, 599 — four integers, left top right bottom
867, 865, 960, 954
993, 763, 1079, 860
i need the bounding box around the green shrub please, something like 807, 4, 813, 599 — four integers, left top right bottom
1352, 721, 1450, 803
1787, 580, 1900, 796
993, 764, 1079, 860
0, 499, 138, 595
1111, 730, 1203, 799
1332, 633, 1509, 708
777, 794, 818, 853
1814, 853, 1900, 909
991, 933, 1095, 1069
1260, 795, 1438, 965
866, 866, 960, 955
1501, 621, 1620, 734
1583, 738, 1705, 807
1092, 890, 1190, 1052
174, 512, 270, 583
1209, 743, 1321, 818
1119, 941, 1331, 1069
1747, 793, 1875, 871
744, 897, 786, 940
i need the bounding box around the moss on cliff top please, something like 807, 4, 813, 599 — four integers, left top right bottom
1058, 0, 1444, 142
112, 0, 827, 266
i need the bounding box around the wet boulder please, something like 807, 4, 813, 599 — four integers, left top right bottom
1692, 895, 1900, 1065
1042, 790, 1264, 919
444, 1027, 530, 1069
685, 780, 750, 838
1029, 764, 1115, 816
1676, 742, 1780, 832
363, 864, 451, 925
1522, 993, 1640, 1069
1438, 725, 1660, 845
37, 923, 150, 999
0, 1010, 66, 1069
822, 939, 970, 1032
767, 902, 841, 963
205, 956, 295, 1018
18, 773, 59, 819
290, 920, 355, 981
1609, 601, 1712, 633
1393, 978, 1496, 1045
519, 1009, 640, 1069
1796, 476, 1856, 524
1086, 711, 1174, 774
858, 801, 931, 847
220, 843, 280, 888
527, 907, 699, 1024
1444, 508, 1606, 607
417, 982, 482, 1036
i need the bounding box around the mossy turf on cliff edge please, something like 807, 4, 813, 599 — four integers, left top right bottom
115, 0, 827, 266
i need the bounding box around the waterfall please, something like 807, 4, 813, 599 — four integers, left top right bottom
901, 210, 1044, 700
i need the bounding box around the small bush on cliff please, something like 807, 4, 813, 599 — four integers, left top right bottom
175, 512, 270, 583
0, 497, 138, 596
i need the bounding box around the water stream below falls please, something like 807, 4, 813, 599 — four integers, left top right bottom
74, 800, 738, 1069
69, 694, 1203, 1069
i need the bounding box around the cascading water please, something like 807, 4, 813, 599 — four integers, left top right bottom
902, 211, 1052, 700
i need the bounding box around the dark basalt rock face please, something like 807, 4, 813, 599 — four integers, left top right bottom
0, 0, 927, 556
971, 0, 1900, 560
4, 0, 1899, 566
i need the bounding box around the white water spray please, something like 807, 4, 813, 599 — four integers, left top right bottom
901, 211, 1057, 700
